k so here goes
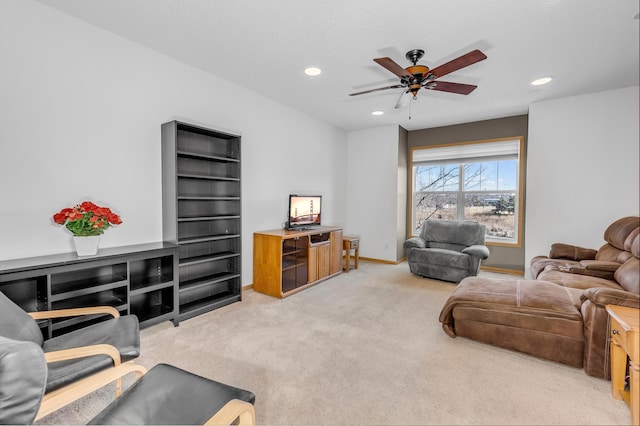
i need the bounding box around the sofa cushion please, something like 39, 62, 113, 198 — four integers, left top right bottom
439, 278, 585, 368
549, 243, 596, 261
614, 234, 639, 294
578, 260, 621, 272
603, 216, 640, 250
595, 243, 632, 263
421, 219, 485, 247
624, 227, 639, 252
428, 241, 466, 252
630, 230, 639, 257
536, 268, 623, 290
530, 256, 579, 278
409, 248, 470, 269
553, 264, 616, 280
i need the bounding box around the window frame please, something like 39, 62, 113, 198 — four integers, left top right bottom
409, 137, 525, 247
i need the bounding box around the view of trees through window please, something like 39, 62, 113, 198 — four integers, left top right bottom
413, 160, 517, 241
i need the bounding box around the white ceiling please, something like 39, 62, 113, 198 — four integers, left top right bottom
37, 0, 639, 132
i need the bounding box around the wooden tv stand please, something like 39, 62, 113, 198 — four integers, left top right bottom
253, 226, 343, 298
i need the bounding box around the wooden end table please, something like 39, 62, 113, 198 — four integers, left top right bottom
342, 236, 359, 272
606, 304, 639, 426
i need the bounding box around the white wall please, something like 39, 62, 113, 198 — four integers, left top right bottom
525, 86, 639, 276
0, 0, 347, 285
346, 125, 403, 262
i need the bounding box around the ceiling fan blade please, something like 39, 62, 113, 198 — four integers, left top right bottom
373, 57, 412, 79
394, 90, 409, 109
349, 84, 404, 96
427, 81, 478, 95
430, 49, 487, 79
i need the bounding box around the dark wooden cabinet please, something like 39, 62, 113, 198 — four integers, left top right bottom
161, 121, 242, 322
0, 242, 179, 337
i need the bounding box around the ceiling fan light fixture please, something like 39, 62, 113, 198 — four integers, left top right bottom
407, 65, 429, 75
304, 67, 322, 76
371, 110, 384, 116
349, 48, 487, 101
531, 76, 552, 86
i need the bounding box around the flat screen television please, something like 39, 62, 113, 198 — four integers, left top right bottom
287, 194, 322, 230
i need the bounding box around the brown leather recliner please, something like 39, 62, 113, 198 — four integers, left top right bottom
540, 217, 640, 378
440, 216, 639, 379
530, 216, 639, 282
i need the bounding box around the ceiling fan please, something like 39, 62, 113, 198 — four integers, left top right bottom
349, 48, 487, 107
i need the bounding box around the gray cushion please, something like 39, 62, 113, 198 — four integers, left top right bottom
421, 219, 486, 246
410, 248, 471, 269
0, 336, 47, 425
89, 363, 256, 425
429, 241, 467, 252
0, 291, 44, 346
43, 315, 140, 392
462, 245, 491, 259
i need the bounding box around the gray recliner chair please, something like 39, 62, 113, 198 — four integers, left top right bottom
404, 219, 490, 283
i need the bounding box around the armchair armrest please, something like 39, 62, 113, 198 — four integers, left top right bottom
462, 244, 490, 259
549, 243, 597, 261
579, 260, 621, 272
560, 266, 616, 280
44, 343, 122, 366
205, 399, 256, 426
404, 237, 426, 250
28, 306, 120, 320
36, 362, 147, 421
580, 287, 640, 309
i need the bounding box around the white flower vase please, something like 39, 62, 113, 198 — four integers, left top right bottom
73, 235, 100, 256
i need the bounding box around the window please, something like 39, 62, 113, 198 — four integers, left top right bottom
410, 137, 524, 246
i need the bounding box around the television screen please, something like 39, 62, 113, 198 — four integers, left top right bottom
288, 195, 321, 229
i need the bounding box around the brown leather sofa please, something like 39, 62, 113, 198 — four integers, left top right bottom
531, 216, 639, 287
439, 216, 639, 379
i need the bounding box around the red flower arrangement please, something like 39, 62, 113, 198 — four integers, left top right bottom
53, 201, 122, 236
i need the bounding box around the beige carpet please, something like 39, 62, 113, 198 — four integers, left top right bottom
37, 262, 631, 425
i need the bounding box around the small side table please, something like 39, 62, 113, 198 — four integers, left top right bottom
606, 304, 639, 426
342, 236, 360, 272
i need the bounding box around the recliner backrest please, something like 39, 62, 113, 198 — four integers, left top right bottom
0, 336, 47, 424
603, 216, 639, 250
615, 232, 639, 294
420, 220, 485, 252
595, 217, 639, 264
0, 291, 44, 346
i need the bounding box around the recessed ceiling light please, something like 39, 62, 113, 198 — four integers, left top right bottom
531, 77, 553, 86
371, 111, 384, 116
304, 67, 321, 76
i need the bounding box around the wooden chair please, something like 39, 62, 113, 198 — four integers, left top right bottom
0, 336, 255, 425
0, 290, 140, 420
